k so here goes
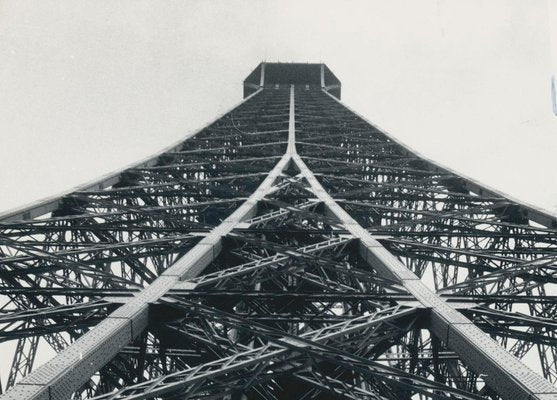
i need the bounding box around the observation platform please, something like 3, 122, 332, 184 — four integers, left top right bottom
243, 62, 341, 99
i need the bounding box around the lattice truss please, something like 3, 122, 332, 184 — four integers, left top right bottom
1, 82, 557, 400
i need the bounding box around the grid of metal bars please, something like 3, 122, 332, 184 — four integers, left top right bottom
1, 74, 557, 400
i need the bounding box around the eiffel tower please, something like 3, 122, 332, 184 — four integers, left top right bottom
1, 62, 557, 400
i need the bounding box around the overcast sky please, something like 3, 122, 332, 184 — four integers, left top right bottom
1, 0, 556, 216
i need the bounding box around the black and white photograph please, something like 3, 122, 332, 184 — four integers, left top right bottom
0, 1, 556, 399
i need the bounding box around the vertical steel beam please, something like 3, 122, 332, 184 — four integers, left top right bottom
290, 90, 557, 400
0, 90, 293, 400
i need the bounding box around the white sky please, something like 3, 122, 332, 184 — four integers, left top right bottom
0, 0, 556, 216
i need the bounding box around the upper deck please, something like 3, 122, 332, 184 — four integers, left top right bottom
243, 62, 341, 99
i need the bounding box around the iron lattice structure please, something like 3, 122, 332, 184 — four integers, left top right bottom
1, 62, 557, 400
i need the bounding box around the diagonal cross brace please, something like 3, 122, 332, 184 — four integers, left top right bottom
0, 89, 293, 400
292, 89, 557, 400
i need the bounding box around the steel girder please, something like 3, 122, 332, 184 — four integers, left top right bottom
0, 76, 556, 400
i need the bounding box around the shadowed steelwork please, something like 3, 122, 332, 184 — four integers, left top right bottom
1, 63, 557, 400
